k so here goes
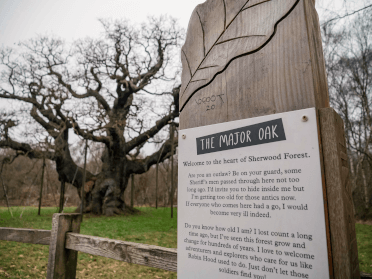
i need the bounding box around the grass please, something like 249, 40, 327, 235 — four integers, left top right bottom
0, 207, 372, 278
356, 223, 372, 274
0, 206, 177, 278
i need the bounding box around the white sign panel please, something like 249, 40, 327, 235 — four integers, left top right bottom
178, 108, 330, 279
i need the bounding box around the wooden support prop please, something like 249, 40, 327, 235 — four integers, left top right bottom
59, 179, 65, 213
65, 233, 177, 272
80, 139, 88, 222
0, 227, 51, 245
47, 213, 81, 279
170, 123, 175, 218
156, 162, 159, 209
178, 0, 360, 278
156, 145, 164, 209
0, 175, 12, 217
131, 174, 134, 208
38, 157, 46, 216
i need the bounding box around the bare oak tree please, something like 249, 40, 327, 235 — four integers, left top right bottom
0, 16, 183, 215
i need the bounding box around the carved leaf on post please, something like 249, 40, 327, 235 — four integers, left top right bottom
180, 0, 300, 111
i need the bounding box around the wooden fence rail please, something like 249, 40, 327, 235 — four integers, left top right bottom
0, 227, 51, 245
0, 213, 177, 278
0, 213, 371, 278
0, 227, 177, 272
65, 233, 177, 272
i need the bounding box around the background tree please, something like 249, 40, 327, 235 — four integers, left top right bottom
318, 0, 372, 27
0, 16, 183, 216
322, 6, 372, 218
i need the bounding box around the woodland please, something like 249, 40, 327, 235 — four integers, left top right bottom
322, 1, 372, 219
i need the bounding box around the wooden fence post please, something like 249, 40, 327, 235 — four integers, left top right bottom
47, 213, 81, 279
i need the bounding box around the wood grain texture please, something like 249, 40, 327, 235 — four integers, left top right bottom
303, 0, 329, 109
47, 213, 81, 279
0, 227, 51, 245
315, 109, 334, 279
180, 0, 299, 110
65, 233, 177, 272
319, 108, 360, 279
180, 0, 329, 129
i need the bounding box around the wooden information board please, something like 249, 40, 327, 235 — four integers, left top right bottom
178, 108, 330, 278
178, 0, 360, 278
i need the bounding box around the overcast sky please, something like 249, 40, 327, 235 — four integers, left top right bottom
0, 0, 206, 47
0, 0, 350, 48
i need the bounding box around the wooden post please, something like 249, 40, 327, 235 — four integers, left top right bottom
38, 157, 46, 216
80, 139, 88, 222
179, 0, 329, 129
319, 108, 360, 278
46, 213, 81, 279
170, 124, 175, 218
59, 180, 65, 213
130, 174, 134, 208
179, 1, 360, 278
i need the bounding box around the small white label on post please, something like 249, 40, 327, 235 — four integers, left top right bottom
178, 108, 329, 279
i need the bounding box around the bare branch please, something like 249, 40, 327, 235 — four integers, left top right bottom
0, 138, 55, 161
322, 4, 372, 26
125, 111, 177, 153
127, 136, 178, 175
